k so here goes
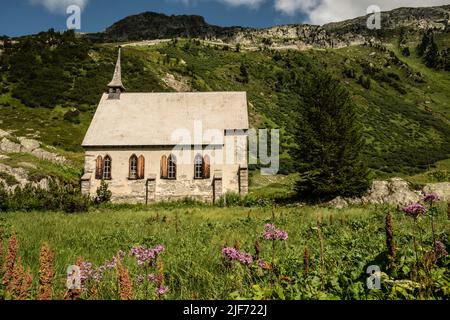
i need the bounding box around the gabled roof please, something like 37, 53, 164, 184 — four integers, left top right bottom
82, 92, 249, 147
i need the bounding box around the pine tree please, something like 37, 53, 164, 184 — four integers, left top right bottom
423, 38, 440, 69
293, 70, 371, 201
416, 31, 431, 57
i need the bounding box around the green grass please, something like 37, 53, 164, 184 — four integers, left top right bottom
1, 203, 449, 299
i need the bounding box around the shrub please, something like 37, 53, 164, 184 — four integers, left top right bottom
0, 180, 89, 213
95, 180, 112, 204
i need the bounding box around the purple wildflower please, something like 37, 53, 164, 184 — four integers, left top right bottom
156, 285, 169, 297
402, 203, 427, 219
262, 224, 289, 241
129, 245, 165, 266
258, 259, 271, 270
222, 247, 253, 266
434, 241, 448, 259
423, 192, 440, 203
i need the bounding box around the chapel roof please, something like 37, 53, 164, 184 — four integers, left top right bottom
82, 91, 249, 147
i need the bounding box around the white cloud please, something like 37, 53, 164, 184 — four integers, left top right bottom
30, 0, 89, 14
220, 0, 265, 7
273, 0, 450, 25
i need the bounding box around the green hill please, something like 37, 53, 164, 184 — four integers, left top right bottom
0, 11, 449, 186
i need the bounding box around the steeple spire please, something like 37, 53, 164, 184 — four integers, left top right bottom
108, 46, 125, 99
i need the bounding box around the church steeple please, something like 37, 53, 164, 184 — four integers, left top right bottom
108, 46, 125, 99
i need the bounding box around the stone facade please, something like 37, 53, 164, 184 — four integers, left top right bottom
82, 135, 248, 203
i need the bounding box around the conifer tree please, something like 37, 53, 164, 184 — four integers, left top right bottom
293, 70, 371, 201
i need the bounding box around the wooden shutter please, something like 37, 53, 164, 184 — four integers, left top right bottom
203, 155, 210, 179
160, 155, 168, 179
95, 156, 103, 180
128, 156, 132, 179
137, 155, 145, 180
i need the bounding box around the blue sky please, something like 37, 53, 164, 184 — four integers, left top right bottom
1, 0, 449, 37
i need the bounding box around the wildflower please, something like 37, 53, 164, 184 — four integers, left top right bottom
3, 234, 18, 286
156, 257, 165, 288
156, 285, 169, 297
257, 259, 271, 270
117, 259, 133, 300
7, 256, 24, 297
423, 192, 440, 203
262, 224, 288, 241
402, 203, 427, 219
303, 247, 310, 275
129, 245, 165, 266
385, 212, 397, 261
17, 267, 33, 300
37, 242, 54, 300
222, 247, 253, 266
434, 241, 448, 259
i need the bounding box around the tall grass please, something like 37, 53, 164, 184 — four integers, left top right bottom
0, 203, 449, 299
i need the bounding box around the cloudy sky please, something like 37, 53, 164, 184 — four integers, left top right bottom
1, 0, 449, 36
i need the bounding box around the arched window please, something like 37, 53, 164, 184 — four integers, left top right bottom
103, 155, 112, 180
194, 154, 203, 179
95, 155, 103, 180
129, 155, 138, 179
168, 154, 177, 180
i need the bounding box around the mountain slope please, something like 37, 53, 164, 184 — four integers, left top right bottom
1, 7, 450, 186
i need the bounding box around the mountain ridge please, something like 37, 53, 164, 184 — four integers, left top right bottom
87, 5, 450, 48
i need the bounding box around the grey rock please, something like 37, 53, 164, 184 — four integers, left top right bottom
0, 138, 22, 153
19, 137, 40, 152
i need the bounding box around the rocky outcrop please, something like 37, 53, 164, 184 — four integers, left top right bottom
0, 132, 66, 190
327, 178, 449, 208
0, 135, 66, 164
87, 5, 450, 49
423, 183, 450, 202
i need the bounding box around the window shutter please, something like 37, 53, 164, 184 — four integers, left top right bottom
203, 155, 210, 179
128, 156, 132, 179
138, 155, 145, 179
95, 156, 103, 180
160, 155, 168, 179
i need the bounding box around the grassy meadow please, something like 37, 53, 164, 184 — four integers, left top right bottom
1, 202, 449, 300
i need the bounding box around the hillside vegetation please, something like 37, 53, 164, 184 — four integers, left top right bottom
1, 28, 450, 183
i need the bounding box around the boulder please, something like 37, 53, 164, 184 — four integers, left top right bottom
0, 129, 10, 138
0, 138, 21, 153
326, 196, 348, 209
19, 137, 40, 152
328, 178, 423, 208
